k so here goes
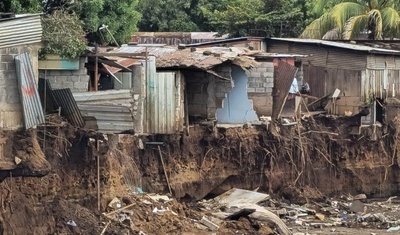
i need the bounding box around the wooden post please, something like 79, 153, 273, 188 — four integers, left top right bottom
158, 146, 172, 195
97, 139, 100, 211
94, 45, 99, 91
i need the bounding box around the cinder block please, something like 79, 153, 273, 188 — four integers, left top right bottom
3, 71, 16, 80
254, 88, 264, 93
0, 63, 7, 71
6, 88, 20, 104
266, 77, 274, 83
263, 72, 274, 78
250, 71, 261, 77
257, 67, 268, 72
48, 70, 61, 76
79, 75, 90, 82
266, 67, 274, 73
62, 81, 74, 89
69, 75, 80, 82
247, 87, 256, 93
266, 82, 274, 87
5, 78, 17, 87
266, 87, 273, 92
73, 81, 88, 90
1, 55, 14, 63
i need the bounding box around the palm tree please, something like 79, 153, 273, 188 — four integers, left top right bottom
301, 0, 400, 40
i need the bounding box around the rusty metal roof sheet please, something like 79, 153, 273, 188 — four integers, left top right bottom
15, 53, 45, 129
0, 14, 42, 49
268, 38, 400, 55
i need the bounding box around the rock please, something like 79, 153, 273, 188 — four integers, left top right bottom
200, 216, 219, 231
387, 226, 400, 232
349, 200, 367, 213
353, 194, 367, 200
15, 157, 22, 165
315, 213, 325, 221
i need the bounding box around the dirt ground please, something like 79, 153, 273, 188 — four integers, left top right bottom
0, 114, 400, 234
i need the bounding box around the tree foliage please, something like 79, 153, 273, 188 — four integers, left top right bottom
206, 0, 304, 37
75, 0, 141, 45
41, 10, 87, 59
301, 0, 400, 39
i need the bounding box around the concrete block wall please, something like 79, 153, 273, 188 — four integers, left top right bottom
39, 57, 89, 92
184, 71, 209, 118
0, 44, 40, 129
183, 64, 233, 120
213, 64, 233, 110
247, 61, 274, 94
246, 61, 275, 116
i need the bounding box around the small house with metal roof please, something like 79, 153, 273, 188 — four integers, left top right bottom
265, 38, 400, 127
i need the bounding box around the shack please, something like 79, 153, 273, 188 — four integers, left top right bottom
265, 38, 400, 126
0, 13, 43, 129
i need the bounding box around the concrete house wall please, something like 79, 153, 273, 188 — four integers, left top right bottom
39, 57, 90, 92
0, 44, 41, 129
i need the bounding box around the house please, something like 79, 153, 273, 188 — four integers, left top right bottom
0, 13, 43, 129
265, 38, 400, 126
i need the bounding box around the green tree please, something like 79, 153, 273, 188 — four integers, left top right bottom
41, 10, 87, 59
0, 0, 41, 13
207, 0, 304, 37
75, 0, 141, 45
301, 0, 400, 40
137, 0, 199, 32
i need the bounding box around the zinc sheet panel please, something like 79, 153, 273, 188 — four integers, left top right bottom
0, 15, 42, 49
303, 64, 326, 98
52, 89, 85, 127
15, 53, 45, 129
146, 72, 181, 134
272, 61, 298, 119
113, 46, 177, 57
73, 90, 132, 104
78, 104, 134, 133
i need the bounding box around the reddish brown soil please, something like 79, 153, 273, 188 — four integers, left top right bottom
0, 115, 399, 234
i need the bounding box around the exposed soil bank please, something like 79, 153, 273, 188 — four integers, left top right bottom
0, 115, 399, 233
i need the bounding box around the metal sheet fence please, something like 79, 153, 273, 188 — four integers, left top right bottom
52, 89, 85, 127
15, 53, 45, 129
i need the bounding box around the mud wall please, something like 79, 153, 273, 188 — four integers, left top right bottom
111, 118, 400, 202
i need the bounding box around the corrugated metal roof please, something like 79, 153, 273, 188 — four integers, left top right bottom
103, 46, 259, 70
268, 38, 400, 55
0, 14, 42, 49
73, 90, 135, 133
15, 53, 45, 129
52, 89, 85, 127
113, 46, 178, 57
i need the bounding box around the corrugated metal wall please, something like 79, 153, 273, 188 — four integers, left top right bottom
73, 90, 134, 133
0, 15, 42, 49
15, 53, 45, 129
52, 89, 85, 127
145, 71, 184, 134
363, 69, 400, 100
267, 42, 367, 70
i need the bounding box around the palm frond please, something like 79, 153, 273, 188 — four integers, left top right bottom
329, 2, 367, 32
343, 14, 369, 39
381, 7, 400, 38
300, 13, 335, 39
378, 0, 395, 9
368, 9, 383, 39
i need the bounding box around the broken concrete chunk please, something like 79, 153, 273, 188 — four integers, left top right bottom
200, 216, 219, 231
108, 197, 122, 210
315, 213, 325, 221
353, 194, 367, 200
148, 194, 172, 203
349, 200, 367, 213
15, 156, 22, 165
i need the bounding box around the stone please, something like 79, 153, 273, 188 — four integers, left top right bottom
200, 216, 219, 231
353, 194, 367, 200
350, 200, 367, 213
315, 213, 325, 221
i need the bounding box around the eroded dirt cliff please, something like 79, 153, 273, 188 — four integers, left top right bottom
0, 115, 399, 234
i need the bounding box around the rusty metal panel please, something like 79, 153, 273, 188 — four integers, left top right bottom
73, 90, 135, 133
0, 14, 42, 49
272, 61, 298, 119
145, 70, 184, 134
52, 89, 85, 127
15, 53, 45, 129
303, 64, 326, 98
